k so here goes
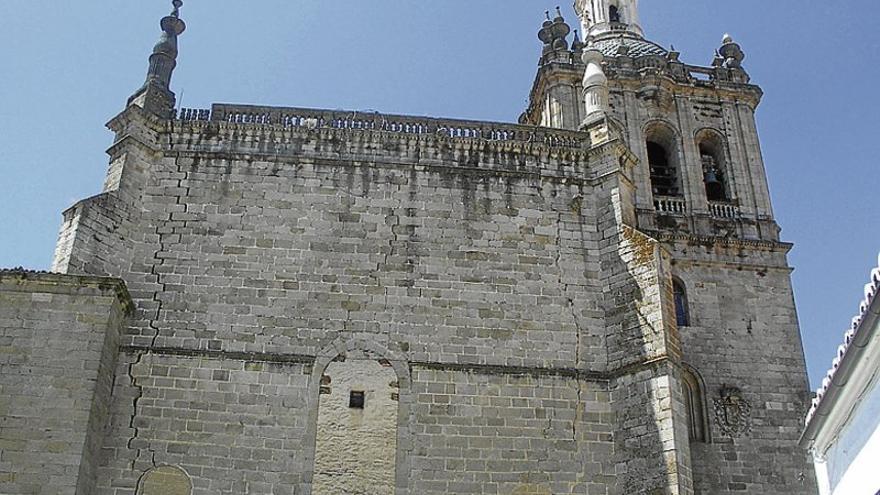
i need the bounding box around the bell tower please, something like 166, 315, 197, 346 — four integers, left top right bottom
574, 0, 644, 38
520, 1, 819, 493
523, 1, 774, 241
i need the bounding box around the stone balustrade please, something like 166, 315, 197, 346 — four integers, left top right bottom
709, 201, 741, 219
653, 198, 742, 219
177, 107, 211, 122
654, 196, 688, 215
687, 66, 716, 79
176, 104, 589, 149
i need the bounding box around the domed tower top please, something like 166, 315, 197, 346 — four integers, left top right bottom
574, 0, 644, 39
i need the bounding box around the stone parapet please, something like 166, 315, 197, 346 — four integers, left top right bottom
204, 104, 588, 147
169, 105, 600, 180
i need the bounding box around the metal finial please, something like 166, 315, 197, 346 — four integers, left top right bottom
171, 0, 183, 17
545, 11, 551, 21
556, 6, 564, 18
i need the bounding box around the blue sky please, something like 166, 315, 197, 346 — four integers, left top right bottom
1, 1, 878, 388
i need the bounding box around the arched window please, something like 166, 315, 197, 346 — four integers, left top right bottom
647, 140, 680, 197
681, 367, 709, 443
609, 4, 622, 23
673, 278, 690, 327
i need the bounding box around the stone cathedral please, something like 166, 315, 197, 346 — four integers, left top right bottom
0, 1, 818, 494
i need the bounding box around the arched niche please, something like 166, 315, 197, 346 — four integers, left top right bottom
308, 338, 411, 495
681, 365, 711, 444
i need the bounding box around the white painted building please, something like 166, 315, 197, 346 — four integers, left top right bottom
801, 254, 880, 495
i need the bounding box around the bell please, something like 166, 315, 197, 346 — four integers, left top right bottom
704, 168, 725, 201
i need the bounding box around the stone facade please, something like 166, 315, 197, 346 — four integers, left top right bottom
0, 2, 817, 494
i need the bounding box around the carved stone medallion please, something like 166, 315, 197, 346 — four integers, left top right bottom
713, 386, 752, 437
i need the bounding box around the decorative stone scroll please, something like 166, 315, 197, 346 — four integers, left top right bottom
713, 386, 752, 437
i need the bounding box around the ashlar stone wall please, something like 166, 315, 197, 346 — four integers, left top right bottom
0, 271, 131, 495
667, 238, 816, 493
97, 351, 313, 494
408, 369, 612, 494
51, 109, 688, 494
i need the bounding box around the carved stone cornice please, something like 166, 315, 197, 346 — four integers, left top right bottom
647, 230, 793, 252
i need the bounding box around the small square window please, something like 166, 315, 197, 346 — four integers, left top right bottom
349, 391, 365, 409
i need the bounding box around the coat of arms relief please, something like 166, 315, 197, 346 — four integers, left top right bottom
713, 386, 752, 437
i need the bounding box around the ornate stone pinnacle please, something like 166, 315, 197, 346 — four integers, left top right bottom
127, 1, 187, 117
162, 0, 186, 36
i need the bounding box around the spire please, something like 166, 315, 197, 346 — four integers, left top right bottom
147, 0, 186, 89
127, 1, 187, 118
572, 29, 585, 53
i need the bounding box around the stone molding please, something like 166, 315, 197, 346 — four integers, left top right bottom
649, 230, 793, 252
120, 344, 676, 382
0, 269, 134, 316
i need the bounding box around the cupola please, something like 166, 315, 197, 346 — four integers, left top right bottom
574, 0, 644, 39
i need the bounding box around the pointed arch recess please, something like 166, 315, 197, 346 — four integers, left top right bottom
681, 364, 711, 444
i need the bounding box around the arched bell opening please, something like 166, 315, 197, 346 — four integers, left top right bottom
609, 4, 623, 24
645, 123, 685, 199
696, 130, 732, 203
